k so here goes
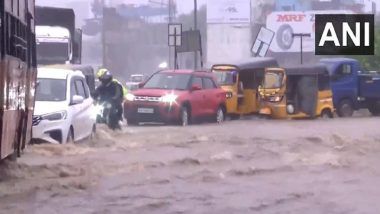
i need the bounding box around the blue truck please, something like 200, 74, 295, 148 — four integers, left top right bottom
320, 58, 380, 117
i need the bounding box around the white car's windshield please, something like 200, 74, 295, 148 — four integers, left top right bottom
36, 78, 67, 101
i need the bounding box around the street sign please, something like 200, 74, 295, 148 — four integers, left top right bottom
168, 23, 182, 47
257, 27, 275, 44
176, 30, 201, 53
251, 27, 275, 57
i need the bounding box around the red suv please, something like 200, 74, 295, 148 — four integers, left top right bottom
124, 70, 227, 126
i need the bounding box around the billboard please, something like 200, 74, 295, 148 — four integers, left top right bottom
207, 0, 251, 24
266, 10, 354, 53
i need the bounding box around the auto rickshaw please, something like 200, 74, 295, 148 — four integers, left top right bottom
211, 57, 278, 118
258, 64, 334, 119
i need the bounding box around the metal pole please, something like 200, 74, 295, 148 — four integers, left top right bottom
194, 0, 198, 69
168, 0, 172, 69
199, 31, 204, 68
102, 0, 106, 68
300, 36, 303, 64
174, 27, 177, 69
292, 33, 310, 65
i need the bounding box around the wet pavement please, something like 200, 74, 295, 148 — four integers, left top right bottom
1, 117, 380, 214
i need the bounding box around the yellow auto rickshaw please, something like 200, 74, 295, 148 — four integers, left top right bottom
211, 57, 278, 118
258, 64, 334, 119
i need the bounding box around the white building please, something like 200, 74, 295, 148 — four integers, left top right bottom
206, 0, 252, 66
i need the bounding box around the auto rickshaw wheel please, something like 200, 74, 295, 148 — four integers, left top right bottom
321, 109, 333, 119
228, 114, 240, 120
368, 103, 380, 116
337, 100, 354, 117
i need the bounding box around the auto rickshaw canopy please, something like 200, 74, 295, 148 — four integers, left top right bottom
282, 64, 329, 76
212, 57, 278, 71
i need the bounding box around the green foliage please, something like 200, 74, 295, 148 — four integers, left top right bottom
352, 16, 380, 71
177, 5, 207, 39
91, 0, 103, 18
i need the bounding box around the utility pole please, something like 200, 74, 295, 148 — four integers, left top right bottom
101, 0, 106, 68
194, 0, 198, 69
292, 33, 311, 64
168, 0, 172, 69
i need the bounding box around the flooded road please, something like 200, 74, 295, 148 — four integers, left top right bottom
1, 118, 380, 214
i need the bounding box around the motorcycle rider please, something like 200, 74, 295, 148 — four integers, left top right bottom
96, 68, 129, 97
92, 69, 124, 129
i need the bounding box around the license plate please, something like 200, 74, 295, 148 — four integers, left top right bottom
137, 108, 154, 114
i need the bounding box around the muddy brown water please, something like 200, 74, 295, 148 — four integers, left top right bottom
0, 117, 380, 214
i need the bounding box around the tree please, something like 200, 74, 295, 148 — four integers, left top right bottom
176, 5, 207, 64
91, 0, 104, 18
353, 16, 380, 71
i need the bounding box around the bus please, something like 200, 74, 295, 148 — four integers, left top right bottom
0, 0, 37, 160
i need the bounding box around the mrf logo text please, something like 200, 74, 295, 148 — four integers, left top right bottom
315, 14, 374, 55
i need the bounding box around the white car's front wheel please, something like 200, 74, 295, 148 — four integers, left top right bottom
89, 124, 96, 140
66, 128, 74, 144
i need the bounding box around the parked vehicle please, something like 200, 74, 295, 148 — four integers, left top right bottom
320, 58, 380, 117
211, 57, 278, 119
35, 6, 82, 65
124, 70, 227, 126
125, 74, 146, 91
126, 84, 139, 91
259, 64, 334, 119
129, 74, 145, 83
32, 68, 96, 144
43, 64, 96, 93
0, 0, 37, 160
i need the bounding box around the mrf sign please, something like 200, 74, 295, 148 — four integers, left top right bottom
315, 14, 374, 55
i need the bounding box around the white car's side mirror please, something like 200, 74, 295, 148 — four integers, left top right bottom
71, 95, 84, 105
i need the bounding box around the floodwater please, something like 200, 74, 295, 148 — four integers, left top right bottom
1, 117, 380, 214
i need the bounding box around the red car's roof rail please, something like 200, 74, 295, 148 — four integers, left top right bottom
194, 69, 211, 73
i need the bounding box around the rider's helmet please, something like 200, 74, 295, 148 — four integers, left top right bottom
98, 69, 113, 85
96, 68, 108, 78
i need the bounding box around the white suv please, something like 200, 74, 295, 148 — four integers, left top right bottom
32, 68, 96, 144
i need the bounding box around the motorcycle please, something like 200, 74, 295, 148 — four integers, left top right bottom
95, 101, 120, 130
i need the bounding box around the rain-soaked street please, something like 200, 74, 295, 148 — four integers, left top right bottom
1, 117, 380, 214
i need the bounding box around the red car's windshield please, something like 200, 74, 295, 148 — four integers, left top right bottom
143, 73, 191, 90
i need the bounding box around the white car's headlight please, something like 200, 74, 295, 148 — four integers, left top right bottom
161, 94, 178, 103
41, 111, 67, 121
126, 93, 135, 101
